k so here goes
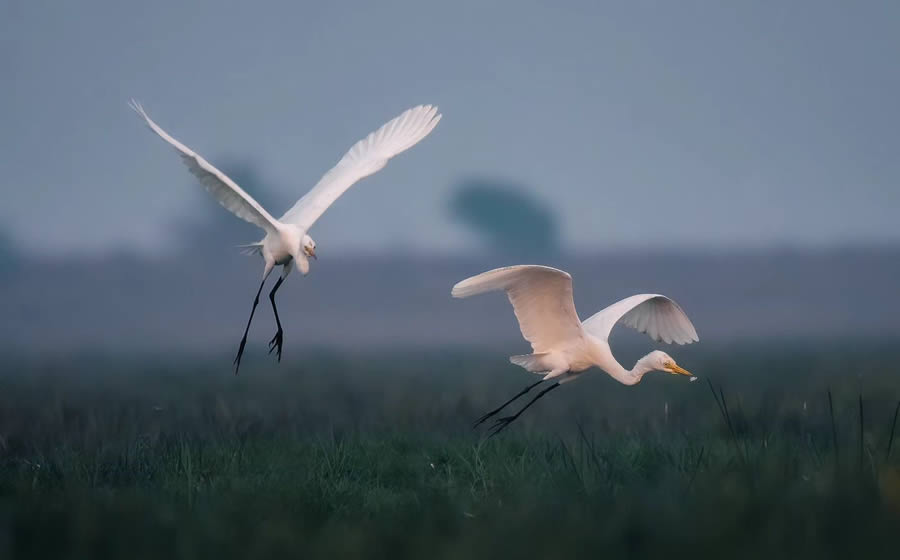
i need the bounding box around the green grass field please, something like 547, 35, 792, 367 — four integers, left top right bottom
3, 341, 900, 558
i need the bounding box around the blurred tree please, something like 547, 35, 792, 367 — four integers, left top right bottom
449, 178, 560, 256
0, 228, 22, 273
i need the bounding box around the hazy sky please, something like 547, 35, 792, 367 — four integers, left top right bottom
2, 0, 898, 256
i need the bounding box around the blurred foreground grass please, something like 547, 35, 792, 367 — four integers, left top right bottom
2, 340, 900, 558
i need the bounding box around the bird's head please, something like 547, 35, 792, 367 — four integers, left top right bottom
644, 350, 694, 378
301, 234, 317, 260
290, 233, 316, 276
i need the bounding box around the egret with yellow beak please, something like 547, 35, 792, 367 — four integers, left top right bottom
452, 265, 699, 436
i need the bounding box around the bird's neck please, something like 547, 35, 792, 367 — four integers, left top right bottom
295, 254, 310, 275
630, 355, 659, 384
601, 352, 656, 386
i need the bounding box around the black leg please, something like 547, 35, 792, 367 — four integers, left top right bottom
473, 379, 544, 428
488, 382, 561, 438
267, 276, 285, 361
233, 278, 267, 375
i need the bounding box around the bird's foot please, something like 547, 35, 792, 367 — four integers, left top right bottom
487, 415, 519, 438
268, 329, 284, 362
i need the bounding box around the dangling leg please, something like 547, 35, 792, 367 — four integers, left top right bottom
488, 382, 561, 438
267, 265, 291, 362
233, 263, 274, 375
473, 379, 544, 428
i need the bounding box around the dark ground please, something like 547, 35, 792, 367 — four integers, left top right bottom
2, 340, 900, 558
4, 249, 899, 352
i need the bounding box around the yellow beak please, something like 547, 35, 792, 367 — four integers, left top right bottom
668, 364, 693, 377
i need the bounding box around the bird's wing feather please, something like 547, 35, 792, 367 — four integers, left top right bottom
280, 105, 441, 230
451, 265, 583, 353
581, 294, 699, 345
130, 100, 280, 234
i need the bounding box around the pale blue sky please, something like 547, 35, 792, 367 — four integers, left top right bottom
2, 0, 898, 256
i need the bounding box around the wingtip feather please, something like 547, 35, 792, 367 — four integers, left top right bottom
129, 98, 144, 115
129, 99, 153, 127
450, 280, 470, 298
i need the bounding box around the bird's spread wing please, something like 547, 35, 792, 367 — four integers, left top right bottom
451, 265, 583, 353
279, 105, 441, 231
581, 294, 699, 345
130, 100, 280, 234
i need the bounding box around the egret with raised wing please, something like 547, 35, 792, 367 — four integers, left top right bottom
131, 101, 441, 373
451, 265, 698, 436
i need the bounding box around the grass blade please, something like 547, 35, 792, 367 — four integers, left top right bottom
827, 389, 839, 470
886, 400, 900, 461
858, 393, 864, 472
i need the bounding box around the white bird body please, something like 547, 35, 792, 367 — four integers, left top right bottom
510, 329, 690, 387
508, 332, 598, 377
452, 264, 698, 384
131, 100, 441, 372
453, 265, 699, 435
253, 225, 309, 274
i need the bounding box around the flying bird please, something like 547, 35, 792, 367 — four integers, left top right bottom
131, 101, 441, 373
451, 265, 698, 436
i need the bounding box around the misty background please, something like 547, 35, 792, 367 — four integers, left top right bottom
2, 0, 899, 355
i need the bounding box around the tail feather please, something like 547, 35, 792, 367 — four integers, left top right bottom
510, 353, 551, 373
236, 242, 263, 256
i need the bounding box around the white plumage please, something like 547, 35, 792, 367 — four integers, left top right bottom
129, 101, 281, 234
452, 265, 698, 366
452, 265, 582, 354
453, 265, 699, 435
280, 105, 441, 230
582, 293, 699, 345
131, 100, 441, 373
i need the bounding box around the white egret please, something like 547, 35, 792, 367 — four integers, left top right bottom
131, 100, 442, 373
451, 265, 699, 436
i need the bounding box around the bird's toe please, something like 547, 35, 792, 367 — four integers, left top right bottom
487, 416, 517, 438
268, 331, 284, 361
